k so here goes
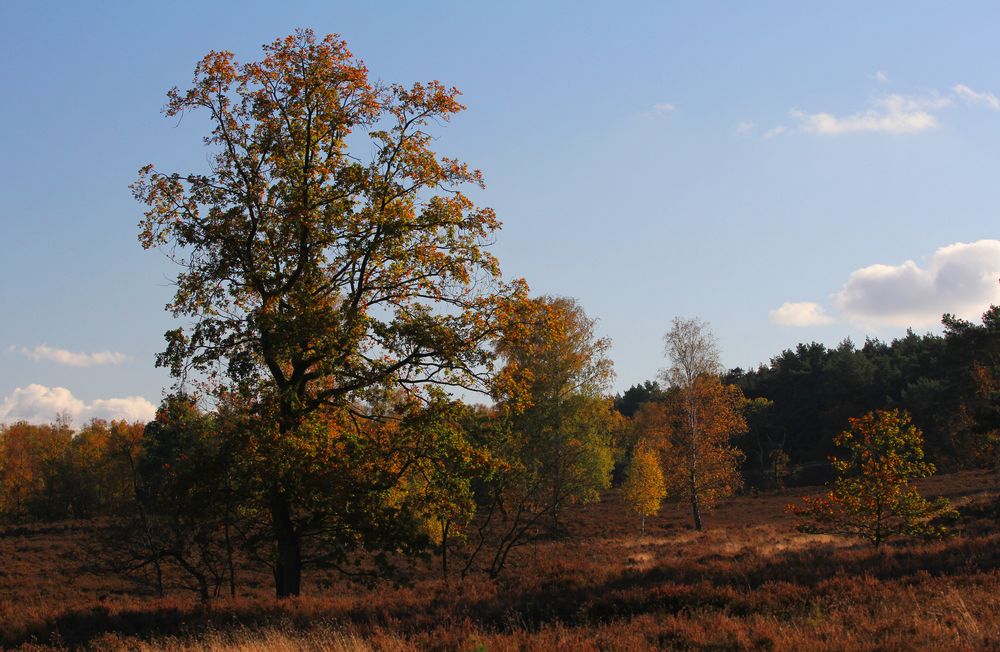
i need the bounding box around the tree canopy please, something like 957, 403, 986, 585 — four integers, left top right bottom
132, 29, 525, 596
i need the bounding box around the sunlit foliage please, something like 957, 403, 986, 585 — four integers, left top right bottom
788, 408, 957, 548
620, 441, 666, 534
640, 318, 747, 530
131, 29, 524, 596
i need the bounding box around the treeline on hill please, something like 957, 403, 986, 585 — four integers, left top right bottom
616, 307, 1000, 488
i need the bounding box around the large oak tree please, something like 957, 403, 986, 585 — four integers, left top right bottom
133, 30, 523, 596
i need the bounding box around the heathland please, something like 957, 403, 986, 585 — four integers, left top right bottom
1, 469, 997, 651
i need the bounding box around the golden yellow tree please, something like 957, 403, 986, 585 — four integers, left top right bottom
621, 441, 666, 534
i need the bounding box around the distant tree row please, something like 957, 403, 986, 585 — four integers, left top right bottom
615, 307, 1000, 488
0, 419, 142, 523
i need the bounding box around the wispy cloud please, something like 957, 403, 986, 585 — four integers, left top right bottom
13, 344, 129, 367
787, 93, 950, 136
764, 80, 1000, 138
953, 84, 1000, 110
651, 102, 677, 115
762, 125, 788, 139
0, 384, 156, 425
768, 302, 836, 327
872, 70, 889, 83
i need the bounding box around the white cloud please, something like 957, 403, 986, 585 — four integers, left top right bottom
651, 102, 677, 114
953, 84, 1000, 111
872, 70, 889, 83
767, 82, 1000, 138
788, 93, 950, 136
790, 107, 935, 135
14, 344, 129, 367
835, 240, 1000, 327
769, 302, 836, 327
735, 120, 754, 136
0, 384, 156, 425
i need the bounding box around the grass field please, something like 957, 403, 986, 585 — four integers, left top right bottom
2, 469, 998, 651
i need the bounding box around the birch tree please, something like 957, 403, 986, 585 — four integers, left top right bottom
621, 441, 666, 534
656, 317, 746, 530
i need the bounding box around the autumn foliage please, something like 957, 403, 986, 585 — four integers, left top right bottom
635, 377, 747, 528
0, 419, 142, 524
788, 408, 957, 548
620, 442, 666, 533
5, 25, 1000, 651
131, 28, 528, 597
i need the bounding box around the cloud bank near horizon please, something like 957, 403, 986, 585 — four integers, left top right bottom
0, 384, 156, 426
835, 240, 1000, 327
770, 240, 1000, 329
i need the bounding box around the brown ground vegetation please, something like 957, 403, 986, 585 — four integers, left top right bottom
2, 469, 998, 651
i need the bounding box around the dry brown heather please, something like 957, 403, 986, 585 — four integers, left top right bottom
2, 469, 999, 651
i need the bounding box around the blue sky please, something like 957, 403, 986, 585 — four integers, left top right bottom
2, 1, 1000, 423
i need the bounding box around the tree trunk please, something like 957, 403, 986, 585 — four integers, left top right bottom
690, 492, 703, 531
224, 471, 236, 598
197, 573, 209, 603
153, 556, 164, 597
172, 551, 210, 603
640, 513, 645, 535
686, 388, 703, 531
270, 488, 301, 597
440, 518, 449, 583
224, 513, 237, 598
689, 436, 702, 530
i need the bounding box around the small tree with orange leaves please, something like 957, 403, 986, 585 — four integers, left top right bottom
788, 408, 956, 548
